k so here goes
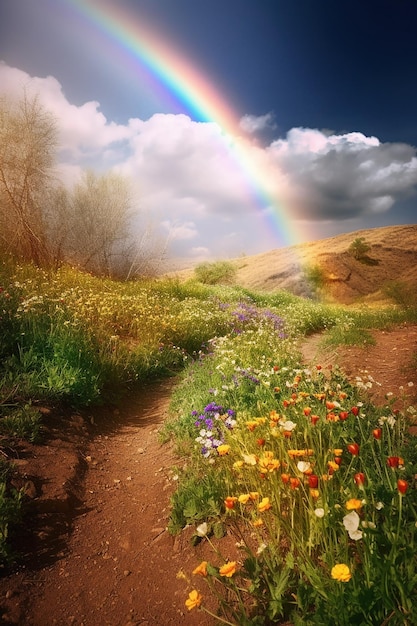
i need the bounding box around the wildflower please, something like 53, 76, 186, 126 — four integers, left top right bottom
331, 564, 352, 582
303, 406, 312, 416
242, 453, 257, 466
297, 460, 312, 474
219, 561, 237, 577
387, 456, 400, 468
196, 522, 208, 537
334, 449, 343, 456
372, 428, 382, 440
238, 493, 251, 504
314, 508, 325, 518
347, 443, 360, 456
252, 518, 264, 527
257, 542, 267, 555
346, 498, 363, 511
233, 460, 244, 470
281, 473, 290, 484
249, 491, 259, 501
281, 420, 297, 432
351, 406, 359, 416
290, 477, 300, 490
217, 444, 230, 456
310, 414, 320, 425
354, 473, 366, 486
308, 474, 319, 489
343, 510, 362, 540
258, 497, 272, 512
397, 479, 408, 495
192, 561, 208, 577
225, 496, 238, 510
185, 589, 203, 610
339, 411, 349, 421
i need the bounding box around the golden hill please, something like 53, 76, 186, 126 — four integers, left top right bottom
174, 224, 417, 304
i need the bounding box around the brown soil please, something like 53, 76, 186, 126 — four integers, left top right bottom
0, 326, 416, 625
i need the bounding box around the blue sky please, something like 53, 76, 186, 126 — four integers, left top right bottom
1, 0, 417, 265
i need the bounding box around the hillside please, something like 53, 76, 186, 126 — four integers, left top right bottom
175, 224, 417, 304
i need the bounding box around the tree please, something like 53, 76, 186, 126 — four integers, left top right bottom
348, 237, 371, 261
53, 170, 136, 277
0, 94, 57, 264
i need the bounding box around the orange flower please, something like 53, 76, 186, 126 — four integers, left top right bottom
346, 498, 362, 510
219, 561, 237, 577
224, 496, 238, 510
185, 589, 203, 610
258, 497, 272, 512
249, 491, 259, 501
192, 561, 208, 577
290, 477, 300, 489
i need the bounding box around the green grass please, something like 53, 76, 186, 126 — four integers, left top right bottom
1, 255, 416, 605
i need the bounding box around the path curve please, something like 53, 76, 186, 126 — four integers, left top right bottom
0, 379, 212, 626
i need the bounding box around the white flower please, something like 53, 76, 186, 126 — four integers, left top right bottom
348, 529, 363, 541
314, 508, 325, 518
256, 542, 267, 555
297, 461, 311, 473
196, 522, 208, 537
376, 502, 384, 510
242, 453, 257, 466
281, 420, 297, 432
343, 511, 360, 533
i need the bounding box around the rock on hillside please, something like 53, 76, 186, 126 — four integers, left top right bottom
231, 224, 417, 303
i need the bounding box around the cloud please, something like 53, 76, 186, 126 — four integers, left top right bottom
239, 112, 276, 134
2, 63, 417, 261
266, 127, 417, 220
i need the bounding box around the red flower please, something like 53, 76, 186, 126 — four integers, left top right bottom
308, 474, 319, 489
351, 406, 359, 416
372, 428, 382, 440
347, 443, 360, 456
334, 456, 342, 466
387, 456, 400, 468
256, 438, 266, 447
339, 411, 349, 421
397, 479, 408, 495
354, 472, 366, 486
310, 415, 320, 426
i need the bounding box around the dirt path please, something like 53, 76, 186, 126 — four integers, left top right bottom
0, 380, 212, 626
1, 325, 416, 626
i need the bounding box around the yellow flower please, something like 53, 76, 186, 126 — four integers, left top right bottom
346, 498, 362, 511
238, 493, 251, 504
233, 460, 244, 470
331, 563, 352, 582
192, 561, 208, 577
258, 497, 272, 512
219, 561, 237, 577
217, 444, 231, 456
252, 517, 264, 527
334, 448, 343, 456
185, 589, 203, 610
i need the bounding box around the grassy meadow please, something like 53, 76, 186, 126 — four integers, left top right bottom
1, 256, 417, 624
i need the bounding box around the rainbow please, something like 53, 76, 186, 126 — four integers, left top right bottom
63, 0, 301, 247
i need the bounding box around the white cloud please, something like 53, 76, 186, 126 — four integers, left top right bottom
239, 112, 276, 134
2, 63, 417, 262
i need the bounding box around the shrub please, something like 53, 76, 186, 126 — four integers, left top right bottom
194, 261, 237, 285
